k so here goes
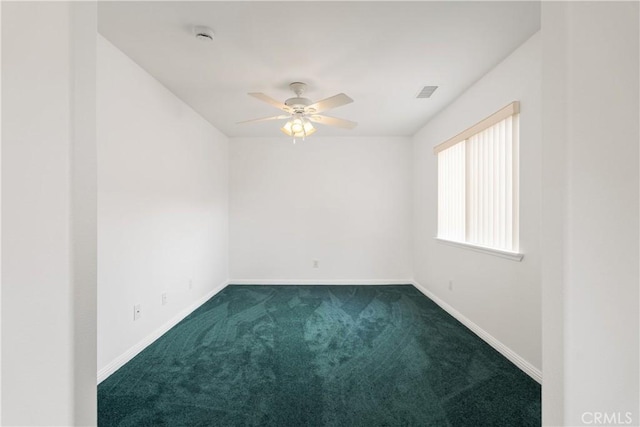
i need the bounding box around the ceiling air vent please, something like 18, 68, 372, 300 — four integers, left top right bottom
416, 86, 438, 99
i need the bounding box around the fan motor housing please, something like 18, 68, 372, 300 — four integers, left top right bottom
285, 97, 311, 112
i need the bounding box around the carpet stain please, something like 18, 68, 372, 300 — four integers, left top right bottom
98, 285, 540, 426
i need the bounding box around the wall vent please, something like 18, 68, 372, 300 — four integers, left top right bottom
416, 86, 438, 99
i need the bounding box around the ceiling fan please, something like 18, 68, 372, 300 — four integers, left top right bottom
238, 82, 357, 141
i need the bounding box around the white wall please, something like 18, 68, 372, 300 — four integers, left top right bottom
2, 2, 97, 425
97, 36, 229, 377
0, 2, 3, 421
412, 33, 541, 373
540, 4, 567, 424
229, 136, 412, 282
541, 3, 639, 425
71, 3, 98, 424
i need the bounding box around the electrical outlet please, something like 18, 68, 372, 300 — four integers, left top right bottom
133, 304, 141, 321
448, 280, 453, 291
313, 259, 319, 268
162, 292, 168, 305
188, 278, 193, 291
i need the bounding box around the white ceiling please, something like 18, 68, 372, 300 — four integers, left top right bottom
98, 1, 540, 138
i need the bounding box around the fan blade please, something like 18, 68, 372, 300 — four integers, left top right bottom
237, 115, 290, 124
307, 93, 353, 114
308, 115, 358, 129
248, 93, 290, 112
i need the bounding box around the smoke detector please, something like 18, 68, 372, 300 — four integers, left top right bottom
193, 26, 215, 42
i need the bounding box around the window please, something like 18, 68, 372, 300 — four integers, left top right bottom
434, 102, 522, 260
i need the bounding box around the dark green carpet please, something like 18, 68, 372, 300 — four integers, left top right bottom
98, 285, 540, 426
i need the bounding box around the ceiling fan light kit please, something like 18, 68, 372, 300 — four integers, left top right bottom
280, 115, 316, 141
239, 82, 357, 143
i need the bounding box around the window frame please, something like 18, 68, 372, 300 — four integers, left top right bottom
434, 101, 523, 261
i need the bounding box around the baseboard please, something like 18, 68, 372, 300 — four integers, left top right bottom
97, 279, 541, 385
97, 280, 229, 384
229, 279, 413, 285
411, 280, 542, 384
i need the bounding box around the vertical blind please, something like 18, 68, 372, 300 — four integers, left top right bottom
435, 102, 519, 253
